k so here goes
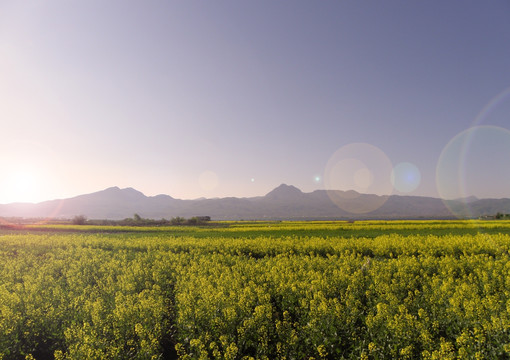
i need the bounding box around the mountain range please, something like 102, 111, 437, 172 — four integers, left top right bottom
1, 184, 509, 220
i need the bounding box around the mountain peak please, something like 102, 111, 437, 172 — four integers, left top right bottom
1, 184, 509, 220
265, 184, 303, 199
104, 186, 121, 191
94, 186, 147, 200
455, 195, 479, 204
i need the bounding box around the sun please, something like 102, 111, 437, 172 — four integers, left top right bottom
2, 169, 41, 204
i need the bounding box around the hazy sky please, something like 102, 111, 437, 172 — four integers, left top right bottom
1, 1, 510, 204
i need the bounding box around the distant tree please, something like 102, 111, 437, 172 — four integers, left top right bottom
187, 217, 198, 225
72, 215, 87, 225
495, 212, 510, 220
133, 214, 142, 222
170, 217, 186, 225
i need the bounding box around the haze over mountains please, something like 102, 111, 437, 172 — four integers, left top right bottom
1, 184, 509, 221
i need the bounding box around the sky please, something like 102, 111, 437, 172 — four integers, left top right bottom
1, 1, 510, 204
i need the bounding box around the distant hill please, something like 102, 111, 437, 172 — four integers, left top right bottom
0, 184, 509, 220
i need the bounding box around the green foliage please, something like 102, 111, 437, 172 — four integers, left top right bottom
85, 215, 212, 226
1, 221, 510, 359
71, 215, 87, 225
495, 212, 510, 220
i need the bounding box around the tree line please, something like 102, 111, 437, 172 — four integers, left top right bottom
72, 214, 211, 226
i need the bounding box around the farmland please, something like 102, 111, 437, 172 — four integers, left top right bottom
1, 221, 509, 359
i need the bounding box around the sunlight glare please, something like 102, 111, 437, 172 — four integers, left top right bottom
2, 169, 40, 204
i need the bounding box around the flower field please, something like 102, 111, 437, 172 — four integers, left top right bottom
1, 221, 509, 359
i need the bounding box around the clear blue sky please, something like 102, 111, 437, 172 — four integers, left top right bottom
1, 1, 510, 203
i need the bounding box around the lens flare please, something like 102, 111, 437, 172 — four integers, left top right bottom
353, 167, 373, 189
324, 143, 393, 214
391, 162, 421, 193
436, 125, 510, 217
327, 158, 371, 192
437, 85, 510, 218
473, 86, 510, 127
